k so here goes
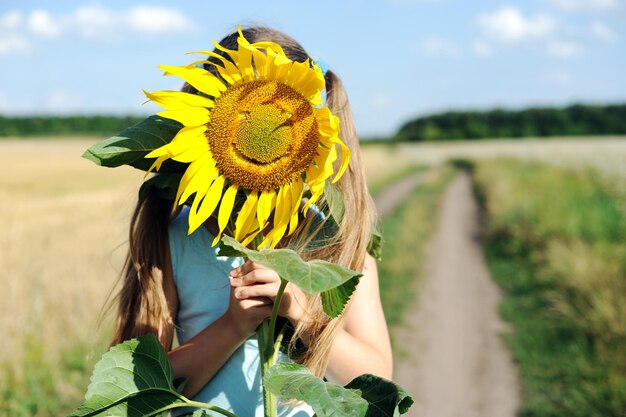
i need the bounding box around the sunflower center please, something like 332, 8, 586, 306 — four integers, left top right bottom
206, 80, 320, 191
235, 104, 291, 164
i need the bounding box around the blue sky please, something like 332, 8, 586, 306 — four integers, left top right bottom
1, 0, 625, 136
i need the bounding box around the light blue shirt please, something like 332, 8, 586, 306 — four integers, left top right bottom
169, 207, 313, 417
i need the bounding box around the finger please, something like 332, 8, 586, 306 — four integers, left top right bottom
229, 259, 255, 278
230, 269, 279, 287
238, 296, 273, 308
235, 283, 280, 300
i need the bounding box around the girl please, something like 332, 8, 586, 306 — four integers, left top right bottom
109, 26, 392, 416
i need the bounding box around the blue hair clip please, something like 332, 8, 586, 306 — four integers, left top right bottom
315, 60, 330, 76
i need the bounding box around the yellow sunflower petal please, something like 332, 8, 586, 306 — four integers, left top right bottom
188, 175, 225, 234
286, 60, 324, 100
315, 107, 341, 137
167, 125, 207, 152
192, 55, 242, 85
157, 108, 210, 127
257, 190, 277, 230
251, 41, 286, 56
213, 39, 239, 64
145, 145, 168, 159
234, 190, 259, 241
288, 177, 304, 235
179, 158, 218, 205
331, 139, 350, 183
241, 229, 262, 247
158, 65, 227, 97
259, 223, 288, 249
213, 184, 239, 245
146, 155, 168, 175
176, 154, 213, 203
187, 175, 214, 234
144, 90, 214, 110
236, 27, 257, 82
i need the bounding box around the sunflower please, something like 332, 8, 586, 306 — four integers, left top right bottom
144, 27, 349, 249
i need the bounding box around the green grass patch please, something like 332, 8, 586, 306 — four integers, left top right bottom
472, 159, 626, 417
377, 164, 456, 330
0, 334, 110, 417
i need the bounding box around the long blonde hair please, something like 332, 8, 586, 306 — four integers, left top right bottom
110, 26, 376, 377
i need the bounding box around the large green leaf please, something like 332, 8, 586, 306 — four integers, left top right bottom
265, 364, 414, 417
219, 236, 361, 317
82, 115, 186, 173
138, 173, 183, 202
320, 276, 359, 318
68, 334, 186, 417
264, 363, 368, 417
345, 374, 414, 417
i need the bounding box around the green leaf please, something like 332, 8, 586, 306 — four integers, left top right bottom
320, 276, 360, 317
219, 236, 362, 295
68, 334, 186, 417
219, 236, 361, 317
82, 115, 186, 173
345, 374, 414, 417
138, 173, 183, 202
367, 230, 383, 261
264, 363, 368, 417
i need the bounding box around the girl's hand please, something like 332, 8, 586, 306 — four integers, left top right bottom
224, 285, 273, 340
229, 260, 307, 326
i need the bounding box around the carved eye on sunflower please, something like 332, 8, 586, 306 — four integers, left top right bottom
144, 27, 349, 248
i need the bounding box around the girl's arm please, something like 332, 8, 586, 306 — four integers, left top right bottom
162, 254, 273, 398
230, 254, 393, 385
325, 254, 393, 383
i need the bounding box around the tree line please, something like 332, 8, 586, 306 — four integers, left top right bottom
0, 115, 146, 137
1, 103, 625, 140
395, 103, 626, 141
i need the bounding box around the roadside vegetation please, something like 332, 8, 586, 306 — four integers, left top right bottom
472, 159, 626, 417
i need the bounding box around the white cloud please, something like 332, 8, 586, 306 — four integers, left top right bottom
546, 0, 622, 12
476, 6, 555, 43
72, 4, 118, 39
27, 9, 62, 38
547, 40, 583, 57
0, 33, 31, 55
127, 6, 192, 34
590, 21, 618, 43
474, 6, 587, 59
19, 5, 196, 41
0, 10, 22, 31
71, 5, 195, 39
417, 37, 461, 57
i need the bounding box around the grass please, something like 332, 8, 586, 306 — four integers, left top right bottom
376, 164, 456, 330
472, 159, 626, 417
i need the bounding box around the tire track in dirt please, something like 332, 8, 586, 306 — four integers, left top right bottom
376, 171, 520, 417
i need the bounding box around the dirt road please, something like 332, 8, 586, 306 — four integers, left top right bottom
377, 172, 520, 417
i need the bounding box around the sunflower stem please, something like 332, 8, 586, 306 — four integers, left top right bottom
257, 278, 288, 417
